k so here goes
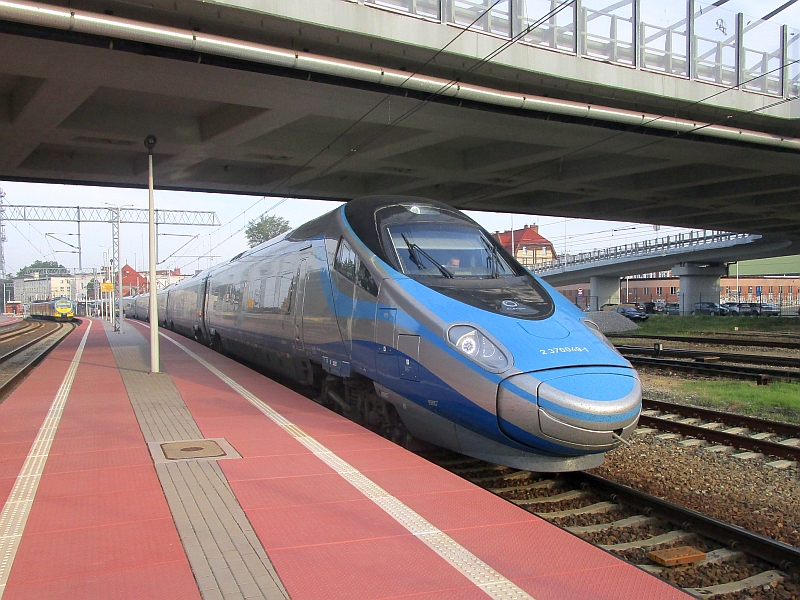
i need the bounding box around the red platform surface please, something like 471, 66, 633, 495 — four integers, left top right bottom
149, 323, 691, 600
0, 320, 200, 600
1, 317, 691, 600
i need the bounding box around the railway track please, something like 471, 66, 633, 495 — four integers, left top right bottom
610, 333, 800, 351
619, 345, 800, 369
0, 320, 77, 400
616, 343, 800, 383
639, 399, 800, 464
0, 319, 42, 343
623, 355, 800, 384
429, 453, 799, 599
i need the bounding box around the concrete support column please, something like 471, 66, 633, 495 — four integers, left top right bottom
672, 263, 726, 315
589, 276, 621, 309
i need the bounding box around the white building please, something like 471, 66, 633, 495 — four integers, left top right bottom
13, 272, 101, 304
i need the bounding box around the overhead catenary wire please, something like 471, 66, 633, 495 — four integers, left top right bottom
263, 0, 511, 197
296, 0, 577, 185
173, 197, 288, 271
172, 0, 510, 268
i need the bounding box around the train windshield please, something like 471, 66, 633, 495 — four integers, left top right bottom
377, 203, 554, 320
387, 223, 513, 279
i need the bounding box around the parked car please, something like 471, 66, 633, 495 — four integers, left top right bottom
609, 305, 649, 322
643, 301, 663, 314
722, 302, 749, 316
691, 302, 729, 316
665, 303, 680, 315
601, 302, 645, 312
724, 302, 780, 316
750, 302, 781, 316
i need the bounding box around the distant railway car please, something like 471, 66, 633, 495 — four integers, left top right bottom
134, 293, 150, 321
29, 297, 75, 321
121, 297, 136, 318
132, 196, 642, 473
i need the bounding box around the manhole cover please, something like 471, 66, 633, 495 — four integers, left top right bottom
161, 439, 226, 460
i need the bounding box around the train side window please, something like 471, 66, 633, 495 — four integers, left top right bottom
334, 239, 357, 282
248, 278, 261, 310
356, 262, 378, 296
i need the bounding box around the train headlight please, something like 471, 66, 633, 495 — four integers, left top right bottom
447, 325, 510, 372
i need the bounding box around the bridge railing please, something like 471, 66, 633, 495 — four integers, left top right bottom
352, 0, 800, 98
531, 230, 757, 274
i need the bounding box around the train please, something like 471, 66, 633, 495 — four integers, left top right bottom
29, 297, 75, 321
129, 196, 641, 471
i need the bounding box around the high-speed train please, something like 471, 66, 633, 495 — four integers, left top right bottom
136, 196, 641, 471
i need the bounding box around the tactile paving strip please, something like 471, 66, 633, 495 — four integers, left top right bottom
161, 331, 537, 600
107, 324, 288, 600
0, 322, 93, 599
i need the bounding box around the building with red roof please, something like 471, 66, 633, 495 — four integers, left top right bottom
493, 224, 557, 267
122, 264, 148, 296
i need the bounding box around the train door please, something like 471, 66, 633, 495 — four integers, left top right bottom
331, 238, 378, 374
292, 258, 307, 351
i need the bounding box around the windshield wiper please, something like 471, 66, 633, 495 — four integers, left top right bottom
401, 234, 454, 278
480, 236, 502, 278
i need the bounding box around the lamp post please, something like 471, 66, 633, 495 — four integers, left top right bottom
145, 135, 160, 373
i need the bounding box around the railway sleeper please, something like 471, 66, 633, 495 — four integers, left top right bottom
490, 479, 560, 493
451, 464, 510, 476
566, 515, 657, 534
600, 529, 693, 551
511, 489, 587, 506
536, 501, 618, 518
469, 470, 532, 484
683, 569, 787, 598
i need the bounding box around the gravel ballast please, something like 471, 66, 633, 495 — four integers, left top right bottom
591, 429, 800, 549
584, 310, 641, 334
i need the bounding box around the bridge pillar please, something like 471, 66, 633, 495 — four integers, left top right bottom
589, 276, 621, 309
672, 263, 727, 315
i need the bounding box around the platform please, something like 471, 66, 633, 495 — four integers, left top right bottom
0, 318, 691, 599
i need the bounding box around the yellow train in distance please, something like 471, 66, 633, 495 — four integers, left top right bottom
29, 297, 75, 321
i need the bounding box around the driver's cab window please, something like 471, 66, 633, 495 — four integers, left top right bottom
335, 239, 378, 296
334, 239, 357, 281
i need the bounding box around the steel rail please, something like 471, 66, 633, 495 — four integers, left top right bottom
563, 471, 800, 574
642, 398, 800, 438
610, 333, 800, 350
638, 415, 800, 461
0, 322, 76, 401
619, 344, 800, 368
0, 320, 39, 343
624, 355, 800, 382
0, 322, 63, 364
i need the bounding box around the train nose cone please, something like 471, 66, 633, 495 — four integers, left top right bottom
497, 367, 641, 451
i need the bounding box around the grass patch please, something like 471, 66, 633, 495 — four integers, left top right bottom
633, 314, 800, 336
675, 380, 800, 423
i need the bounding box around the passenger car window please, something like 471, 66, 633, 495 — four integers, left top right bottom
335, 239, 357, 281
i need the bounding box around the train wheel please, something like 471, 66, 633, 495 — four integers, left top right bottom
211, 333, 222, 353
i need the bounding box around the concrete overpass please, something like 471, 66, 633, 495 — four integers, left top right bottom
2, 0, 800, 246
533, 227, 796, 310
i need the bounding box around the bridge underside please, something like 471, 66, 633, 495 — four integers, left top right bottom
2, 16, 800, 243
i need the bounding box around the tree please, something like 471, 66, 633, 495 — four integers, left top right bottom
16, 260, 66, 278
245, 215, 291, 248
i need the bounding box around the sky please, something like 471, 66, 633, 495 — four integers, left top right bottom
0, 181, 693, 278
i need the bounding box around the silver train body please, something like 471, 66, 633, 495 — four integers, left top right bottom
134, 196, 641, 471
